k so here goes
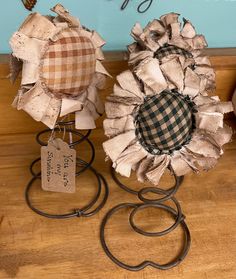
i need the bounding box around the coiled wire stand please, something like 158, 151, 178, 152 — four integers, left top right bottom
25, 120, 109, 219
100, 166, 191, 271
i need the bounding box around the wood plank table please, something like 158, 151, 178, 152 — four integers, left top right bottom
0, 125, 235, 279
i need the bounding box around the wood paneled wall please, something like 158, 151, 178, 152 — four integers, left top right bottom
0, 49, 235, 135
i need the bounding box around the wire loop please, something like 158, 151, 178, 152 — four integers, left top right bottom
100, 164, 190, 271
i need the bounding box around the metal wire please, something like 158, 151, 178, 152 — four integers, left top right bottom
100, 202, 190, 271
30, 130, 95, 178
25, 119, 109, 219
100, 165, 191, 271
120, 0, 153, 13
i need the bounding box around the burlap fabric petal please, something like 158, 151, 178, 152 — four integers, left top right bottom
103, 13, 233, 185
10, 4, 110, 129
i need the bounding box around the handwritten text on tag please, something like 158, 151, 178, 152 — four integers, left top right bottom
41, 138, 76, 193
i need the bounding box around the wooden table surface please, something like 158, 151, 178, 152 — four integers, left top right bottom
0, 125, 236, 279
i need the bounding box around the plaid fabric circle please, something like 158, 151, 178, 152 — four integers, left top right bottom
154, 45, 193, 62
135, 91, 195, 155
40, 28, 96, 98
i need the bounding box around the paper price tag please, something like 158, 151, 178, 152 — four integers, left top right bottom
41, 138, 76, 193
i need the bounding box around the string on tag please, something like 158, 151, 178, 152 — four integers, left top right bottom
48, 115, 69, 149
62, 125, 66, 142
68, 115, 74, 146
48, 124, 62, 150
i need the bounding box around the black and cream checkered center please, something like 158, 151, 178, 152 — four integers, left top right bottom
135, 91, 194, 155
154, 45, 193, 62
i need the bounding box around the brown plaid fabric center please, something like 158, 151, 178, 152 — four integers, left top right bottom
40, 28, 96, 98
135, 91, 195, 155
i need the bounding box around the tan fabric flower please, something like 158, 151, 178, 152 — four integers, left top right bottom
10, 4, 110, 129
103, 13, 233, 185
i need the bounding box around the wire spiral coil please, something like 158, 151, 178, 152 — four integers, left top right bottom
25, 119, 109, 219
100, 165, 191, 271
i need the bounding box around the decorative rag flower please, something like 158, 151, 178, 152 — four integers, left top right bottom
10, 4, 110, 129
103, 13, 233, 185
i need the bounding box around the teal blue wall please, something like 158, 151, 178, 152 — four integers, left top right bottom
0, 0, 235, 53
